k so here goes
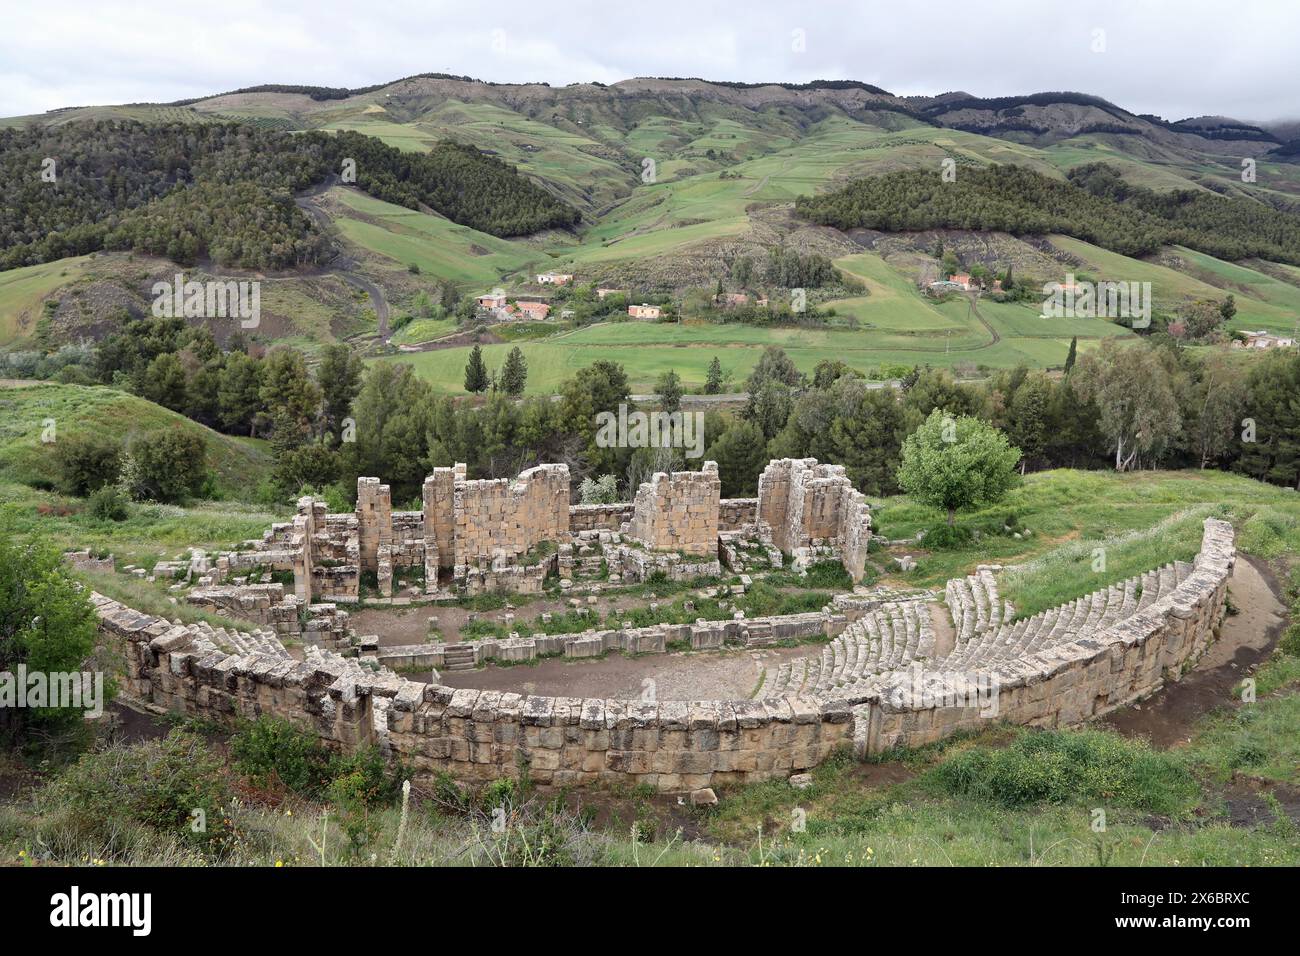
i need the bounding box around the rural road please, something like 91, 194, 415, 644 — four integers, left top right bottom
294, 178, 392, 340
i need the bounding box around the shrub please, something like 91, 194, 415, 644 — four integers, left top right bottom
52, 432, 122, 496
41, 730, 234, 859
87, 485, 129, 521
921, 522, 973, 550
127, 429, 208, 503
928, 729, 1198, 814
230, 716, 336, 797
230, 717, 404, 806
0, 527, 103, 746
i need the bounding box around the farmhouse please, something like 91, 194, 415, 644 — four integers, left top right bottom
536, 272, 573, 285
717, 292, 749, 307
628, 303, 662, 319
1238, 330, 1296, 349
516, 301, 551, 320
947, 274, 977, 291
475, 292, 506, 310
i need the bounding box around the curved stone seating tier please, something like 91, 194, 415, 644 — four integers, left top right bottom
765, 598, 934, 696
90, 519, 1235, 792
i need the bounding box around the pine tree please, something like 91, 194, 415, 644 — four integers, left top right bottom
501, 346, 528, 396
1064, 336, 1078, 373
705, 356, 725, 394
656, 369, 683, 413
464, 345, 489, 393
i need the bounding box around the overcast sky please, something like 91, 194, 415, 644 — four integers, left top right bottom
2, 0, 1296, 123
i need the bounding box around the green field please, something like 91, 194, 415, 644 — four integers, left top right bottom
0, 382, 273, 496
377, 247, 1137, 394
331, 188, 540, 289
0, 255, 99, 341
1048, 235, 1300, 332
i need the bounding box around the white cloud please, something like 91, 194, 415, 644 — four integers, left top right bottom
0, 0, 1296, 122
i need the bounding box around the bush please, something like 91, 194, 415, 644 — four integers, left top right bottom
0, 527, 103, 746
230, 716, 336, 797
87, 485, 129, 521
921, 522, 973, 550
127, 429, 208, 503
41, 730, 234, 859
929, 729, 1198, 814
230, 717, 405, 804
52, 432, 122, 496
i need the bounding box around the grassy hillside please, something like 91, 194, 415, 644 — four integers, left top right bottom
330, 188, 540, 288
4, 80, 1300, 374
0, 382, 274, 496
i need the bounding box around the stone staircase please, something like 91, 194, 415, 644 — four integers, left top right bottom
763, 558, 1202, 701
441, 643, 478, 671
190, 620, 291, 659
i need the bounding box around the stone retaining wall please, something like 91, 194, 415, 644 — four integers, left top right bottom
375, 608, 844, 670
97, 595, 847, 791
848, 518, 1236, 754
95, 517, 1233, 793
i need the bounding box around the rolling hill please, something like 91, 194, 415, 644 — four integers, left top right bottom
2, 72, 1299, 386
0, 381, 274, 496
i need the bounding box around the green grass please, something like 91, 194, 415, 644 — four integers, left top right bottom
869, 468, 1300, 596
389, 317, 458, 345
0, 479, 285, 569
0, 255, 99, 343
331, 188, 539, 289
0, 382, 274, 497
1048, 235, 1300, 332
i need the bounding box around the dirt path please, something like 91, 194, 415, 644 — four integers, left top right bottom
434, 643, 814, 701
1100, 554, 1286, 747
293, 178, 392, 339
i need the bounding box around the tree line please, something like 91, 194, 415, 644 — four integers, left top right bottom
795, 163, 1300, 265
25, 317, 1300, 519
0, 119, 580, 271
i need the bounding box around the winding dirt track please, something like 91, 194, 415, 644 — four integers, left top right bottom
293, 178, 391, 340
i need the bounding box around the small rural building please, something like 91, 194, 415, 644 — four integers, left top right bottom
1239, 330, 1296, 349
596, 288, 626, 300
517, 301, 552, 320
628, 303, 662, 320
476, 292, 507, 310
947, 274, 976, 291
536, 272, 574, 285
717, 292, 749, 307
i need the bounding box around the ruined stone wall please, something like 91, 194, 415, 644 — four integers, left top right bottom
626, 462, 720, 557
453, 464, 569, 568
571, 499, 750, 534
422, 467, 458, 576
756, 458, 872, 582
186, 583, 353, 650
569, 503, 635, 532
838, 489, 873, 584
96, 595, 848, 792
93, 519, 1234, 793
356, 478, 393, 574
719, 498, 758, 531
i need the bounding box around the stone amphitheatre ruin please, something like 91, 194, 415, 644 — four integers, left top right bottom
85, 456, 1236, 793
